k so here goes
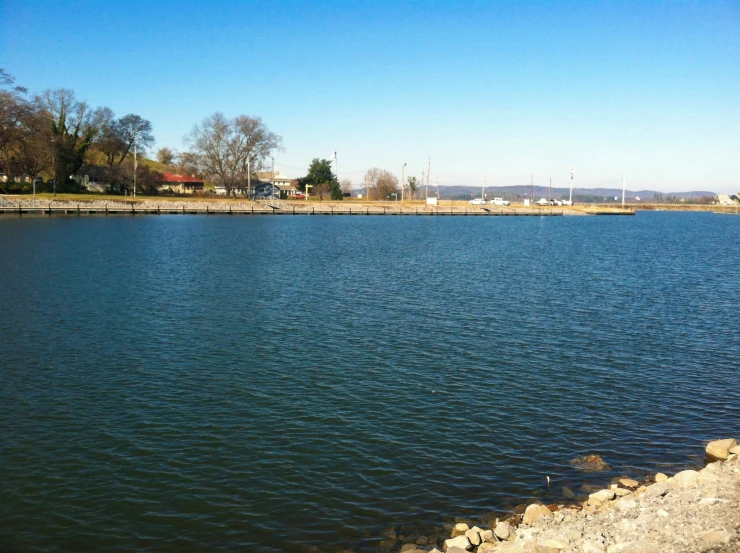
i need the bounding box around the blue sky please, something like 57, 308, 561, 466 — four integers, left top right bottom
2, 0, 738, 192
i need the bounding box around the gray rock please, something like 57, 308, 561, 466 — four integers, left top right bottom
706, 438, 737, 460
446, 547, 469, 553
588, 489, 616, 506
562, 486, 576, 499
477, 544, 496, 553
495, 521, 513, 540
641, 482, 668, 499
450, 523, 469, 538
670, 469, 698, 488
464, 527, 481, 546
619, 478, 639, 488
523, 503, 552, 525
443, 535, 470, 552
701, 529, 733, 544
478, 529, 493, 543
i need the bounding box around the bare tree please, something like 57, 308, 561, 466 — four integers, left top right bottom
364, 167, 398, 200
340, 178, 353, 196
0, 69, 30, 157
186, 112, 282, 196
36, 88, 97, 192
174, 151, 201, 177
156, 147, 175, 166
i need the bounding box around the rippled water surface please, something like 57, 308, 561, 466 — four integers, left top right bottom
2, 212, 739, 552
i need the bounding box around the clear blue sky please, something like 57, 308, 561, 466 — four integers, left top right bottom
2, 0, 738, 192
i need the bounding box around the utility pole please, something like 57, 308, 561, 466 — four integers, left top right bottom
421, 169, 425, 201
401, 163, 406, 203
271, 156, 275, 199
530, 174, 533, 201
436, 174, 439, 201
549, 176, 552, 202
133, 142, 137, 198
426, 157, 431, 200
247, 160, 251, 199
569, 168, 574, 204
51, 135, 56, 197
481, 175, 486, 201
622, 177, 626, 207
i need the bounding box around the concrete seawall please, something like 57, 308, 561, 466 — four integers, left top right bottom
0, 198, 634, 217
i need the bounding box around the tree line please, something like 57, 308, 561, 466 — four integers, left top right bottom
2, 67, 424, 201
0, 69, 285, 196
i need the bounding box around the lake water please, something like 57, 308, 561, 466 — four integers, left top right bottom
1, 212, 739, 552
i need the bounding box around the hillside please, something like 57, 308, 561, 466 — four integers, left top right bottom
435, 185, 716, 202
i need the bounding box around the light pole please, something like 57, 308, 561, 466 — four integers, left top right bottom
271, 157, 275, 199
51, 135, 56, 197
133, 141, 137, 198
569, 168, 574, 204
401, 163, 406, 203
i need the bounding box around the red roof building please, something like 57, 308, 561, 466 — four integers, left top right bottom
157, 173, 205, 194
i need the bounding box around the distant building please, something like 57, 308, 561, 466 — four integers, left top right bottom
253, 171, 298, 199
716, 194, 739, 206
157, 173, 205, 194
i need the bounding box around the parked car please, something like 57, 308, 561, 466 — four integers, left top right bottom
491, 197, 510, 206
294, 192, 306, 199
469, 198, 486, 205
561, 200, 573, 206
549, 199, 563, 206
535, 198, 549, 206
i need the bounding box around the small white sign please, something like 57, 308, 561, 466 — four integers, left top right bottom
426, 197, 438, 205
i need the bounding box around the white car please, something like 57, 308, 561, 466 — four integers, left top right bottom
469, 198, 486, 205
491, 198, 510, 206
561, 200, 573, 206
535, 198, 549, 206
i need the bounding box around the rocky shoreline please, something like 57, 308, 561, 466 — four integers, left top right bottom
386, 439, 739, 553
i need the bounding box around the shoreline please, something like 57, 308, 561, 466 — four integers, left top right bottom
390, 439, 739, 553
0, 197, 634, 217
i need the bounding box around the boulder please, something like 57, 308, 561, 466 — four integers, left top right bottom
494, 521, 513, 540
588, 489, 615, 506
478, 544, 497, 553
642, 482, 668, 499
729, 444, 740, 454
670, 469, 698, 488
401, 544, 422, 552
654, 473, 667, 483
570, 454, 611, 471
479, 529, 494, 543
614, 488, 632, 497
451, 523, 469, 538
616, 498, 637, 511
523, 503, 552, 525
619, 478, 639, 488
415, 536, 430, 545
464, 527, 482, 546
701, 530, 732, 544
706, 438, 737, 460
443, 535, 471, 552
561, 486, 576, 499
446, 547, 469, 553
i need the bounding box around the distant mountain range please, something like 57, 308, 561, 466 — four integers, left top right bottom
432, 185, 716, 201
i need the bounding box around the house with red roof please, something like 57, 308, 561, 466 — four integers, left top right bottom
156, 173, 205, 194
